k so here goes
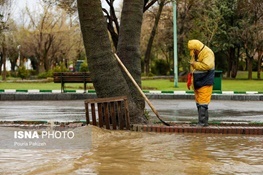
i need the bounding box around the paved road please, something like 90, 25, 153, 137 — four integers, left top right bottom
0, 99, 262, 123
146, 99, 263, 123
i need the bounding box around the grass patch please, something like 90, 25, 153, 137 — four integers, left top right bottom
0, 82, 94, 90
0, 79, 262, 91
142, 79, 186, 91
222, 79, 263, 91
0, 70, 262, 92
234, 71, 262, 79
142, 79, 263, 91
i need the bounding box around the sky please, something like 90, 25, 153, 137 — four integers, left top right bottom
12, 0, 123, 24
13, 0, 123, 13
12, 0, 39, 23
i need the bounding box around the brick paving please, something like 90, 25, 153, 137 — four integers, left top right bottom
1, 122, 262, 135
131, 124, 263, 135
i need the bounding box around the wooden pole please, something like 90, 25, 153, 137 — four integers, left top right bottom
114, 53, 169, 126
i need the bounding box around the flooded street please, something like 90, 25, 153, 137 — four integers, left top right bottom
0, 99, 262, 123
0, 101, 84, 122
0, 126, 263, 174
0, 99, 263, 174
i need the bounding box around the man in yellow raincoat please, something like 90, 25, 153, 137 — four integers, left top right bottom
187, 39, 215, 126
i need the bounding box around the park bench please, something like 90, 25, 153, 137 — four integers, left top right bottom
53, 72, 92, 93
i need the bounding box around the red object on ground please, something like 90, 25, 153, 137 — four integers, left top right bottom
187, 73, 192, 90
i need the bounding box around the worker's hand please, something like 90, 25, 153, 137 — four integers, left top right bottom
187, 73, 192, 90
189, 61, 195, 66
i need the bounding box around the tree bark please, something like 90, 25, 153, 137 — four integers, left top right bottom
117, 0, 146, 122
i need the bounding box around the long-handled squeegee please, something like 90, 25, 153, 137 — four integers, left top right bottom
114, 53, 170, 126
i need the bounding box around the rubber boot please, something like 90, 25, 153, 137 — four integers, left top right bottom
205, 108, 209, 126
198, 105, 208, 127
196, 103, 201, 125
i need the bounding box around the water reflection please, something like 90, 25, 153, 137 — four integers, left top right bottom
1, 126, 262, 175
0, 102, 84, 121
1, 100, 262, 123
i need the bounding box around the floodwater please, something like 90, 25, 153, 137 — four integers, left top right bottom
0, 100, 263, 123
0, 100, 263, 174
0, 101, 84, 122
1, 126, 263, 175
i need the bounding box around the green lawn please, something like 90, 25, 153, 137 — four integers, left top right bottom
234, 71, 261, 79
221, 79, 263, 92
141, 79, 263, 92
0, 71, 262, 92
0, 79, 262, 92
0, 82, 94, 90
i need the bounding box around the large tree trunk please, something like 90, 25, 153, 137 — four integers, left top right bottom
117, 0, 146, 122
77, 0, 146, 124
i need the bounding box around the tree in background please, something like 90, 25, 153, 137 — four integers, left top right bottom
18, 1, 83, 74
238, 0, 263, 80
143, 0, 166, 76
0, 0, 13, 80
39, 0, 263, 83
3, 0, 263, 83
212, 0, 242, 78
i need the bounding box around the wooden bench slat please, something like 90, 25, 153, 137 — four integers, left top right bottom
85, 96, 127, 103
53, 72, 92, 93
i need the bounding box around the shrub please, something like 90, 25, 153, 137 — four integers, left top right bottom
152, 59, 170, 75
17, 66, 30, 80
53, 64, 68, 72
37, 70, 53, 79
80, 62, 89, 72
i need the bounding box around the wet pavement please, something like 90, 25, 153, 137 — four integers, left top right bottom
147, 99, 263, 123
0, 99, 262, 123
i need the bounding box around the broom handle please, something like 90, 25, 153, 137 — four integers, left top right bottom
114, 53, 169, 126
